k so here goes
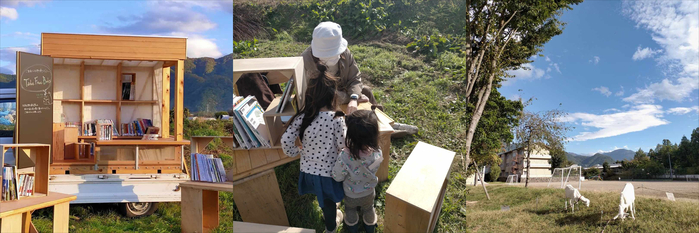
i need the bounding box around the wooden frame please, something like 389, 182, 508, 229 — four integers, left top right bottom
180, 181, 233, 233
42, 33, 187, 175
1, 144, 51, 201
384, 142, 455, 233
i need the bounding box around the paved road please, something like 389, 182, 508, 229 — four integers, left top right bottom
511, 180, 699, 201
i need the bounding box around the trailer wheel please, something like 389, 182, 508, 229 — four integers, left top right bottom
119, 202, 159, 218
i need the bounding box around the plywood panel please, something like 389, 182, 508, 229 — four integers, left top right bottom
233, 170, 289, 226
84, 66, 117, 100
151, 63, 163, 134
56, 102, 80, 123
53, 65, 81, 100
84, 104, 117, 123
234, 150, 252, 173
174, 60, 184, 141
139, 146, 176, 161
42, 33, 186, 61
264, 149, 280, 164
120, 105, 153, 124
161, 67, 170, 138
249, 150, 267, 169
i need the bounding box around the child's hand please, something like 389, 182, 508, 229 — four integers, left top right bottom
295, 137, 303, 149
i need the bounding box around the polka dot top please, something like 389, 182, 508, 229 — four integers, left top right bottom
281, 111, 347, 177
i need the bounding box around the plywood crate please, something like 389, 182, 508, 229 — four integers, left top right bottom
384, 141, 455, 233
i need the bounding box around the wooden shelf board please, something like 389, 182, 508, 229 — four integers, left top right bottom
231, 146, 282, 151
58, 99, 83, 103
180, 181, 233, 192
79, 136, 144, 139
120, 100, 157, 104
93, 139, 190, 146
0, 192, 76, 218
263, 95, 296, 117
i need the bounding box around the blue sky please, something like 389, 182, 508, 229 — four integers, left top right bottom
0, 0, 233, 74
501, 1, 699, 155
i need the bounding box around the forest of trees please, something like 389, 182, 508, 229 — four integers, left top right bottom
615, 127, 699, 179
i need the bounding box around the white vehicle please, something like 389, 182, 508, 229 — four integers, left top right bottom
2, 87, 189, 217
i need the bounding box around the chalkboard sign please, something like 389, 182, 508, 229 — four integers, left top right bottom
16, 51, 53, 146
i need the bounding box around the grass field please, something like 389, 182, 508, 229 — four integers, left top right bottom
465, 184, 699, 233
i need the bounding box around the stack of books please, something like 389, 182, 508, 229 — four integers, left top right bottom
95, 119, 115, 140
190, 153, 227, 183
2, 166, 33, 201
231, 96, 273, 149
121, 118, 153, 136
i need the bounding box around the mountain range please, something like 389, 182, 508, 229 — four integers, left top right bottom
0, 54, 234, 113
566, 149, 635, 167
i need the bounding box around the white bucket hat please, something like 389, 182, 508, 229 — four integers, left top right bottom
311, 22, 348, 58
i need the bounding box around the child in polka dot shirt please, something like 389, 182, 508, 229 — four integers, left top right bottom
281, 63, 347, 233
331, 109, 382, 233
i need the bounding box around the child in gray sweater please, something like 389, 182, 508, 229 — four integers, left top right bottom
331, 110, 383, 233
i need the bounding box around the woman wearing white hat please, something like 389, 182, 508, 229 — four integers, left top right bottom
301, 22, 418, 138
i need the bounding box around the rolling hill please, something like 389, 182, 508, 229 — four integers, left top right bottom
0, 54, 234, 113
566, 149, 633, 167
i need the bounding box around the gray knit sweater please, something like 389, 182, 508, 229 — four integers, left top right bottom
331, 147, 383, 198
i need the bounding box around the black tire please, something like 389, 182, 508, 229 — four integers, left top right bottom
119, 202, 159, 218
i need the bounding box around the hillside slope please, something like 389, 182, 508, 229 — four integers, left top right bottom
567, 152, 615, 167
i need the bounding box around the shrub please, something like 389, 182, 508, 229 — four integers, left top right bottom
233, 39, 259, 55
406, 34, 459, 58
489, 166, 501, 182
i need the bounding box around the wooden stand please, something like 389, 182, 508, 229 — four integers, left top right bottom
234, 221, 314, 233
180, 181, 233, 233
0, 144, 77, 233
384, 142, 455, 233
191, 136, 291, 227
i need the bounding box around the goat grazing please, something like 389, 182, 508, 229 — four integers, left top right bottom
613, 182, 636, 221
565, 184, 590, 213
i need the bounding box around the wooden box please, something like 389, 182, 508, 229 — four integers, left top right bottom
384, 142, 455, 233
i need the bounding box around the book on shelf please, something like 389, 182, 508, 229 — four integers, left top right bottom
2, 166, 34, 201
277, 77, 294, 113
119, 118, 153, 136
232, 96, 272, 148
190, 153, 227, 183
95, 119, 115, 140
122, 75, 135, 101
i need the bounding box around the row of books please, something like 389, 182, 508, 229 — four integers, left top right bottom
78, 119, 154, 137
190, 153, 227, 183
121, 118, 155, 136
2, 166, 34, 201
231, 96, 272, 149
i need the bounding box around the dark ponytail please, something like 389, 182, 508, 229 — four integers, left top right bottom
285, 60, 340, 140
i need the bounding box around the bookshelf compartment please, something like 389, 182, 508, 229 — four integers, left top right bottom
0, 144, 51, 203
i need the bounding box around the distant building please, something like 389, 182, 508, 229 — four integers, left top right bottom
586, 163, 622, 175
498, 144, 552, 181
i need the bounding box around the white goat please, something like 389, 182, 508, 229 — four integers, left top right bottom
565, 184, 590, 213
613, 183, 636, 221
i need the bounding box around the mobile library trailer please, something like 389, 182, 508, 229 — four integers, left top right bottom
7, 32, 189, 217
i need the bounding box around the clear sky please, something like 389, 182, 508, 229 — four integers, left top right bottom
500, 0, 699, 155
0, 0, 233, 74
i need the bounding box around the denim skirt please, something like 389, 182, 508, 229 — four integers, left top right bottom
298, 171, 345, 208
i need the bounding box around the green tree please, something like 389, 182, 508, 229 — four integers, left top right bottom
489, 166, 501, 182
549, 146, 571, 172
214, 111, 229, 119
514, 109, 572, 187
585, 168, 600, 178
460, 0, 583, 169
676, 135, 691, 174
634, 148, 647, 160
603, 161, 611, 179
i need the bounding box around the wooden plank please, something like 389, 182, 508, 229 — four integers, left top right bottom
202, 190, 219, 231
0, 213, 22, 233
249, 150, 268, 169
194, 138, 215, 154
234, 150, 252, 173
0, 192, 76, 218
42, 44, 185, 55
264, 149, 280, 164
233, 221, 314, 233
181, 187, 204, 233
232, 155, 298, 182
93, 139, 190, 146
22, 211, 32, 233
384, 193, 431, 233
53, 123, 65, 161
174, 60, 184, 141
233, 170, 289, 226
42, 33, 187, 44
161, 67, 170, 138
116, 62, 122, 128
180, 181, 234, 192
53, 202, 70, 233
377, 132, 391, 182
34, 146, 50, 195
41, 33, 186, 60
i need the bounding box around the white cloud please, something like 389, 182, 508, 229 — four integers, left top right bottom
589, 56, 600, 64
552, 63, 561, 74
509, 94, 521, 101
507, 63, 545, 80
101, 4, 216, 35
559, 104, 669, 141
632, 46, 662, 61
180, 34, 223, 58
0, 45, 41, 74
604, 108, 620, 113
667, 106, 699, 115
160, 0, 232, 14
622, 77, 699, 103
545, 56, 551, 62
624, 1, 699, 77
615, 86, 625, 96
592, 86, 612, 97
0, 6, 18, 20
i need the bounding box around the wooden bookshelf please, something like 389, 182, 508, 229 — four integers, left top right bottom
1, 144, 51, 202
